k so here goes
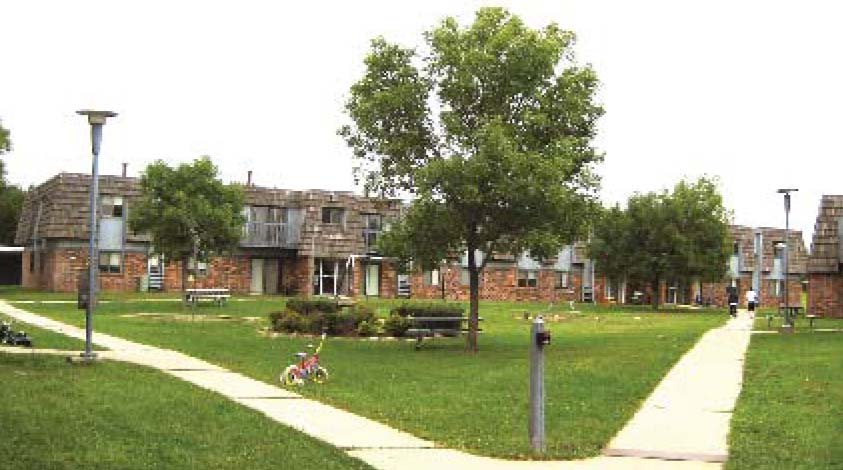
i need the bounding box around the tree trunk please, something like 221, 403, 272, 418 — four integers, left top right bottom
651, 278, 661, 311
466, 247, 480, 353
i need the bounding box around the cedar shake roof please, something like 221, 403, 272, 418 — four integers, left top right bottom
730, 225, 807, 275
15, 172, 401, 259
808, 195, 843, 274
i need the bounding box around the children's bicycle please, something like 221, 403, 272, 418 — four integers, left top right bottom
280, 333, 329, 386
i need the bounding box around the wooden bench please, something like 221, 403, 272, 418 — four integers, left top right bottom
406, 316, 483, 349
184, 288, 230, 307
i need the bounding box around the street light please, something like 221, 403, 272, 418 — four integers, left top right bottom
777, 188, 798, 328
77, 110, 118, 361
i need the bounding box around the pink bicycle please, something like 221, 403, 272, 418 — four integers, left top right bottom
280, 333, 329, 386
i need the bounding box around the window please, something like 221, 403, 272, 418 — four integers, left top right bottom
517, 270, 538, 288
362, 214, 382, 251
101, 196, 124, 218
460, 268, 470, 286
322, 207, 345, 225
312, 258, 347, 296
98, 252, 121, 274
556, 271, 569, 289
188, 257, 209, 277
424, 268, 440, 286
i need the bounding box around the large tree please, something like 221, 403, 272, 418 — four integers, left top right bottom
589, 177, 732, 309
130, 157, 245, 291
0, 120, 24, 246
340, 8, 603, 351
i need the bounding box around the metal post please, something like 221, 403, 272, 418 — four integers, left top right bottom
77, 110, 117, 362
784, 193, 790, 327
777, 188, 798, 328
529, 316, 545, 453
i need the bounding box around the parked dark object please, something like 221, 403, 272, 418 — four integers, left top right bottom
0, 321, 32, 347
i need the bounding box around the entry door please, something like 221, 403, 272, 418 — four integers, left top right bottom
250, 259, 264, 294
365, 264, 380, 297
264, 259, 279, 295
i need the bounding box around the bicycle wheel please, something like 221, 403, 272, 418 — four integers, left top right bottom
280, 365, 301, 386
312, 366, 329, 384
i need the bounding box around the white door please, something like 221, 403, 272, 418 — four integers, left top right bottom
365, 264, 380, 297
250, 259, 264, 294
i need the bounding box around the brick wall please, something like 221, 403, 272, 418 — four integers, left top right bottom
409, 263, 584, 303
808, 273, 843, 318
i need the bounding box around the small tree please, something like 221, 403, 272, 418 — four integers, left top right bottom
341, 8, 604, 351
0, 120, 24, 246
130, 157, 245, 292
590, 177, 732, 309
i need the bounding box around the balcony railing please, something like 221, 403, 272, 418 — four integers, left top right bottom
241, 222, 300, 248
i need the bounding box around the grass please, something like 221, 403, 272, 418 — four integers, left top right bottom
2, 290, 726, 459
0, 354, 372, 470
0, 312, 104, 351
727, 328, 843, 469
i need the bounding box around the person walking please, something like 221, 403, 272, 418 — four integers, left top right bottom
745, 288, 758, 318
727, 286, 739, 318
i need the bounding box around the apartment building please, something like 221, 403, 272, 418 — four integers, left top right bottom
807, 195, 843, 318
14, 173, 401, 297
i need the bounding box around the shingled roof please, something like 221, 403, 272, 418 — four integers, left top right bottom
808, 195, 843, 274
730, 225, 807, 275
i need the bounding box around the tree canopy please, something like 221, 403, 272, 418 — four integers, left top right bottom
340, 8, 603, 351
0, 120, 23, 246
129, 157, 245, 289
589, 177, 733, 308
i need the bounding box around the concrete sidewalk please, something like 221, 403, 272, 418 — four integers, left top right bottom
1, 301, 751, 469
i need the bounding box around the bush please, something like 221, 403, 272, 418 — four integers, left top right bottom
383, 314, 414, 337
356, 320, 378, 337
269, 310, 310, 333
390, 304, 464, 318
285, 298, 339, 315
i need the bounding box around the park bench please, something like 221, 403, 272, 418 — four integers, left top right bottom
406, 316, 483, 349
184, 288, 230, 306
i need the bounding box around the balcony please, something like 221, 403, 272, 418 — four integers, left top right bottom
241, 222, 301, 248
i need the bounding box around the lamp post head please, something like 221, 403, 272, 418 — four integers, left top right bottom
776, 188, 799, 194
76, 110, 118, 126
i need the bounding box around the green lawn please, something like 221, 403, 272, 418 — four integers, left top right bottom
0, 354, 371, 470
727, 329, 843, 469
3, 291, 725, 459
1, 312, 104, 351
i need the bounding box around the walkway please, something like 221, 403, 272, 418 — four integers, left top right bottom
1, 301, 753, 469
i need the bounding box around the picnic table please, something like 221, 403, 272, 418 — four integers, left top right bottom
184, 288, 230, 307
406, 316, 483, 349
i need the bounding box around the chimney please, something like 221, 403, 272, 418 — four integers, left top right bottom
122, 162, 128, 177
247, 170, 253, 187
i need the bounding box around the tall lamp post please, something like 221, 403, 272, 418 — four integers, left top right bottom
77, 110, 118, 361
777, 188, 798, 328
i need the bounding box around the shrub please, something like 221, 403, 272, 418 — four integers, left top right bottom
349, 304, 376, 324
285, 298, 339, 315
383, 314, 413, 337
390, 304, 464, 318
356, 320, 378, 337
269, 310, 310, 333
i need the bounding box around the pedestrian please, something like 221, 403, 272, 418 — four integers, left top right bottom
745, 288, 758, 318
727, 286, 738, 318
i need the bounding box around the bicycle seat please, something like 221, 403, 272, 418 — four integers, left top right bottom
294, 352, 308, 359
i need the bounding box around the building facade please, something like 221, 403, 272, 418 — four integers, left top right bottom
15, 173, 401, 297
699, 225, 807, 308
807, 195, 843, 318
408, 245, 608, 304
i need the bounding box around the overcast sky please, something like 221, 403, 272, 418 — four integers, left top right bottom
2, 0, 841, 246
